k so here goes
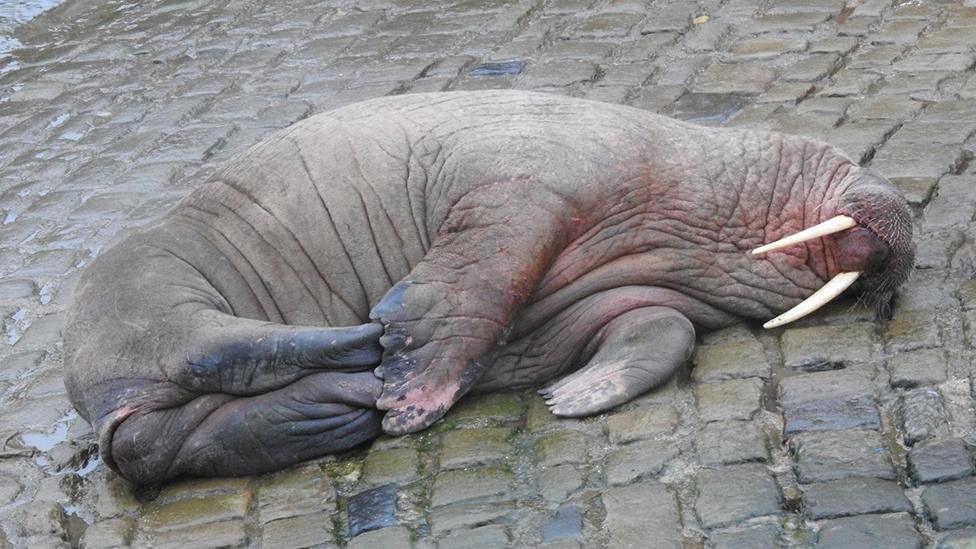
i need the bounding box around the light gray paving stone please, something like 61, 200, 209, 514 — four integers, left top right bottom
815, 513, 923, 549
802, 477, 912, 519
696, 464, 782, 529
602, 482, 681, 547
791, 430, 895, 483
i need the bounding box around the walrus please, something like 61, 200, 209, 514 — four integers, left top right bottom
63, 90, 914, 484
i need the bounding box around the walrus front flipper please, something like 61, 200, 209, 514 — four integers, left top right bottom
370, 182, 570, 434
540, 307, 695, 416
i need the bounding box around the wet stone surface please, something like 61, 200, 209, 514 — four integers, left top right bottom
2, 0, 975, 547
347, 483, 397, 537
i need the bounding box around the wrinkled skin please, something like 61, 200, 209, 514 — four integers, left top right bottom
63, 90, 914, 484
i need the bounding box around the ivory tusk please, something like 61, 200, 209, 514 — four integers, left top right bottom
764, 271, 862, 329
751, 215, 857, 255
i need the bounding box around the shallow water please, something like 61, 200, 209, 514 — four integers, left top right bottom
0, 0, 65, 56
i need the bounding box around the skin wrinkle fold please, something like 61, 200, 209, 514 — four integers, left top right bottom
179, 205, 286, 322
293, 139, 371, 317
204, 184, 334, 324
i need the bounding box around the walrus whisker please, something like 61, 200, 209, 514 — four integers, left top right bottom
763, 271, 862, 329
751, 215, 857, 255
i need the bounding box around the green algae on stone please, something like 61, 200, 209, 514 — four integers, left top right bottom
606, 405, 679, 445
439, 426, 514, 469
147, 492, 251, 531
326, 457, 365, 483
445, 392, 524, 424
535, 430, 587, 467
363, 447, 421, 485
258, 462, 336, 523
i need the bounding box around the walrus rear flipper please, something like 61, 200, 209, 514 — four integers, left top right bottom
109, 372, 382, 484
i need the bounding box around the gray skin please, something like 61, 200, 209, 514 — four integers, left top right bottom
63, 90, 914, 485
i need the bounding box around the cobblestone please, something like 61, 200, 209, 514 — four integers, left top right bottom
779, 368, 880, 434
908, 438, 975, 484
601, 481, 681, 547
802, 477, 913, 520
696, 464, 782, 529
815, 513, 923, 549
791, 429, 896, 483
1, 0, 975, 546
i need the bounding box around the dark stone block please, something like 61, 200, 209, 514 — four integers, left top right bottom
347, 483, 397, 537
802, 477, 912, 519
909, 438, 974, 484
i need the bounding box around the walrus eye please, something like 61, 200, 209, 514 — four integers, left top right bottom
762, 271, 862, 328
750, 215, 857, 255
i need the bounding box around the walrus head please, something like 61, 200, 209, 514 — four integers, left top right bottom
752, 168, 915, 328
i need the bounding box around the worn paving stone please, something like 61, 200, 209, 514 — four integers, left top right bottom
347, 526, 412, 549
815, 513, 923, 549
909, 438, 975, 484
802, 477, 912, 519
362, 446, 420, 484
429, 502, 514, 535
445, 392, 522, 423
900, 388, 950, 446
692, 334, 771, 382
146, 492, 251, 532
730, 37, 808, 60
535, 430, 587, 467
605, 405, 678, 444
605, 439, 679, 486
440, 523, 510, 548
695, 378, 764, 422
791, 429, 895, 483
697, 420, 767, 466
696, 464, 782, 529
692, 62, 777, 94
602, 482, 681, 547
780, 324, 875, 369
778, 368, 880, 434
262, 512, 333, 549
79, 517, 133, 548
139, 519, 249, 549
538, 464, 584, 503
939, 528, 976, 548
258, 463, 335, 523
705, 524, 781, 549
923, 477, 976, 530
431, 466, 513, 508
889, 349, 949, 388
439, 426, 513, 469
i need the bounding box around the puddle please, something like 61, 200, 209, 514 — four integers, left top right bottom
4, 307, 30, 344
21, 418, 69, 452
540, 504, 583, 542
46, 112, 69, 129
470, 60, 524, 77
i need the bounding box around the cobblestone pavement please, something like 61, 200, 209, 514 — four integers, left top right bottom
0, 0, 975, 547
